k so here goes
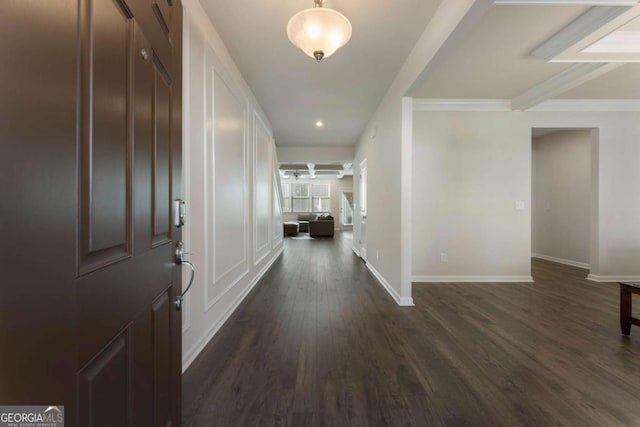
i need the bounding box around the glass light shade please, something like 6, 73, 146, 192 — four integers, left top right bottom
287, 7, 352, 60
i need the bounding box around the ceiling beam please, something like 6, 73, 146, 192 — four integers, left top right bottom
401, 0, 495, 96
530, 6, 632, 60
511, 62, 622, 110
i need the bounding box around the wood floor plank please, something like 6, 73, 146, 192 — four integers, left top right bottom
183, 232, 640, 426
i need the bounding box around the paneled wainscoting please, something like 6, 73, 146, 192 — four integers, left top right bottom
183, 232, 640, 426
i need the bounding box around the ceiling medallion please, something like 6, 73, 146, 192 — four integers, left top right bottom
287, 0, 352, 62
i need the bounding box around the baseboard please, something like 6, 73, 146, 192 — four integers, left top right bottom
587, 274, 640, 283
181, 247, 284, 373
413, 275, 534, 283
352, 247, 360, 257
366, 263, 414, 306
532, 253, 590, 270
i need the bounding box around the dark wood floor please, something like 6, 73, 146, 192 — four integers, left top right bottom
183, 232, 640, 426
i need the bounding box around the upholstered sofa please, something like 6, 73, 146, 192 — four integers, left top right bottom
292, 213, 335, 237
309, 219, 334, 238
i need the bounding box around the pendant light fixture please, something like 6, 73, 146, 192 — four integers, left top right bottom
287, 0, 352, 62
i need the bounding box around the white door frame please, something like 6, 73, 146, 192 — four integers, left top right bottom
340, 189, 354, 228
359, 158, 367, 260
530, 126, 598, 277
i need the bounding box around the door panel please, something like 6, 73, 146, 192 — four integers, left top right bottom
152, 58, 173, 246
77, 246, 172, 364
152, 0, 173, 41
133, 24, 154, 254
79, 0, 133, 273
88, 0, 130, 253
78, 329, 132, 427
152, 291, 171, 426
76, 0, 181, 421
128, 0, 172, 71
0, 0, 183, 425
1, 0, 79, 407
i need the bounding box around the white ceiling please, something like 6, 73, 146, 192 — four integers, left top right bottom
412, 5, 589, 99
560, 63, 640, 97
200, 0, 442, 146
202, 1, 640, 151
411, 3, 640, 104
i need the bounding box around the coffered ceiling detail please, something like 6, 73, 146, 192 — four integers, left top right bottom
202, 0, 640, 144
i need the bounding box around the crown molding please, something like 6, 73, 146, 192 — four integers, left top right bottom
495, 1, 638, 4
413, 98, 640, 111
413, 99, 513, 111
529, 99, 640, 110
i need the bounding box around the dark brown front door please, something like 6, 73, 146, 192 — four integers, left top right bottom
1, 0, 183, 425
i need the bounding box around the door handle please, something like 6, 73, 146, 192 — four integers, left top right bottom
174, 241, 195, 311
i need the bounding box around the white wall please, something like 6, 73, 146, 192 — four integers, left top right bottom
181, 0, 283, 372
412, 111, 533, 281
276, 145, 355, 163
354, 97, 409, 303
533, 130, 591, 268
281, 176, 353, 230
412, 106, 640, 282
352, 1, 486, 305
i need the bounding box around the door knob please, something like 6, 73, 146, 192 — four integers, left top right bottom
174, 241, 195, 311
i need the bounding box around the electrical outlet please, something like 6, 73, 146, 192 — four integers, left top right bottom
440, 252, 448, 263
515, 200, 525, 210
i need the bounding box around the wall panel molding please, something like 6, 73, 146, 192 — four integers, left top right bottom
181, 4, 284, 376
204, 53, 250, 311
253, 110, 272, 266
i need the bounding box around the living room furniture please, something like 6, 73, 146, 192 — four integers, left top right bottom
619, 282, 640, 335
296, 213, 315, 232
309, 219, 334, 237
283, 222, 299, 236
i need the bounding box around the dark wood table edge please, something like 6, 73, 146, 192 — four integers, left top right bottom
619, 282, 640, 336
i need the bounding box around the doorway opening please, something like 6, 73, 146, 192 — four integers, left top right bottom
358, 158, 367, 261
531, 128, 597, 278
341, 190, 354, 228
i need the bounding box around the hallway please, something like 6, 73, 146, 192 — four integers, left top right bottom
183, 232, 640, 426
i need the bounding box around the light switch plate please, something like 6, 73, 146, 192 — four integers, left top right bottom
515, 200, 525, 210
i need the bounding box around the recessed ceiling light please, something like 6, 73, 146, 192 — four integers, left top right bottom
316, 121, 323, 128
